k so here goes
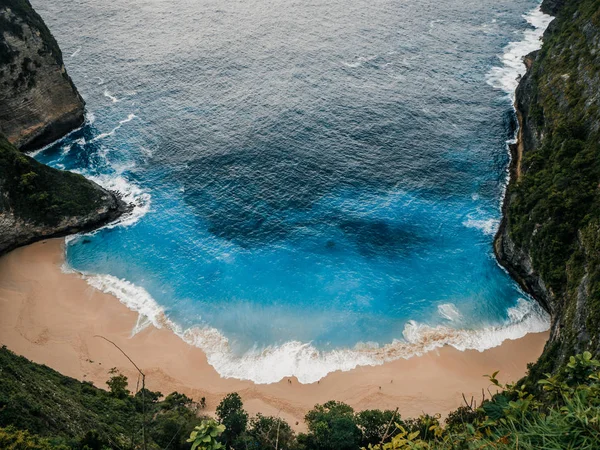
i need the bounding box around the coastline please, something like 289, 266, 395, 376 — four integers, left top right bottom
0, 239, 548, 430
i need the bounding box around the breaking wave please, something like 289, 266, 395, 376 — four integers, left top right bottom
75, 273, 549, 384
486, 5, 553, 98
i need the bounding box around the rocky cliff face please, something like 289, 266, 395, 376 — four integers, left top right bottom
0, 135, 126, 255
0, 1, 125, 254
496, 0, 600, 369
0, 0, 85, 151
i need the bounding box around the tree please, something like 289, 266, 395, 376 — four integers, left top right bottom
355, 409, 400, 447
105, 368, 129, 399
247, 413, 295, 450
215, 393, 248, 449
301, 401, 361, 450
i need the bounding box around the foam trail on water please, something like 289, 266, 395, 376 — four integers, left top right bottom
104, 89, 120, 103
463, 217, 499, 236
87, 173, 150, 228
438, 303, 461, 321
72, 273, 550, 384
91, 114, 136, 141
486, 6, 553, 98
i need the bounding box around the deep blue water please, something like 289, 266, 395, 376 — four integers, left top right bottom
33, 0, 549, 382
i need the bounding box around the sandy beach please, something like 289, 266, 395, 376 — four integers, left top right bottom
0, 239, 548, 430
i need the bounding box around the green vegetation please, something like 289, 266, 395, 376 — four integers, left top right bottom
0, 135, 114, 227
187, 420, 225, 450
0, 346, 201, 449
2, 345, 600, 449
0, 0, 63, 65
504, 0, 600, 360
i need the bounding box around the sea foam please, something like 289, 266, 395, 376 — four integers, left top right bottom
486, 6, 553, 98
73, 272, 549, 384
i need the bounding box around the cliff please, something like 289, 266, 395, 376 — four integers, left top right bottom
495, 0, 600, 369
0, 0, 125, 254
0, 135, 125, 255
0, 0, 85, 151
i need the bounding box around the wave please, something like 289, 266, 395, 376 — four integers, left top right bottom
485, 6, 553, 98
91, 113, 136, 142
86, 173, 151, 228
463, 217, 499, 236
73, 272, 549, 384
104, 89, 120, 103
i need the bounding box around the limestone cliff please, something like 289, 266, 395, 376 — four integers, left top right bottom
496, 0, 600, 370
0, 0, 85, 151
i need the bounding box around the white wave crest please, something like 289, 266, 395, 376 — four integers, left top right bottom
104, 89, 120, 103
73, 272, 550, 384
486, 6, 553, 98
463, 217, 499, 236
87, 173, 151, 228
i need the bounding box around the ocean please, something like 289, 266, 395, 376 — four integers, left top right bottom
33, 0, 551, 383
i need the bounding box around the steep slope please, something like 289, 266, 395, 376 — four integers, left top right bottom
0, 0, 85, 151
0, 135, 125, 254
495, 0, 600, 368
0, 346, 201, 449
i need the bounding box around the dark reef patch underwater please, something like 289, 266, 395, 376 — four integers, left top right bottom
32, 0, 551, 382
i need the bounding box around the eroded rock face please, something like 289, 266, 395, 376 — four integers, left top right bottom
0, 0, 85, 151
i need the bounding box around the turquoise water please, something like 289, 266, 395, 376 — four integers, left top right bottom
33, 0, 550, 382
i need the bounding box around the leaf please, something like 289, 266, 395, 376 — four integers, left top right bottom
408, 431, 420, 441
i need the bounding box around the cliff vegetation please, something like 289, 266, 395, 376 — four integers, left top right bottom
2, 346, 600, 449
495, 0, 600, 368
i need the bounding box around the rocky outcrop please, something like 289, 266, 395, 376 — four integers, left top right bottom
495, 0, 600, 369
0, 0, 85, 151
0, 1, 126, 254
0, 135, 127, 255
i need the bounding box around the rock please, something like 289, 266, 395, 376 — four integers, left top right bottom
495, 0, 600, 368
0, 0, 85, 151
0, 135, 128, 256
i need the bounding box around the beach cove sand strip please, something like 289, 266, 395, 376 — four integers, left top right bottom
0, 239, 548, 430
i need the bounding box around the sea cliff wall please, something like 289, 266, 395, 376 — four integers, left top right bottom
0, 0, 85, 151
496, 0, 600, 369
0, 0, 124, 254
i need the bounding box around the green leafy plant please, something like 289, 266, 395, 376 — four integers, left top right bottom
187, 419, 225, 450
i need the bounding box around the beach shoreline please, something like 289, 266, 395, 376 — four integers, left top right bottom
0, 239, 548, 430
